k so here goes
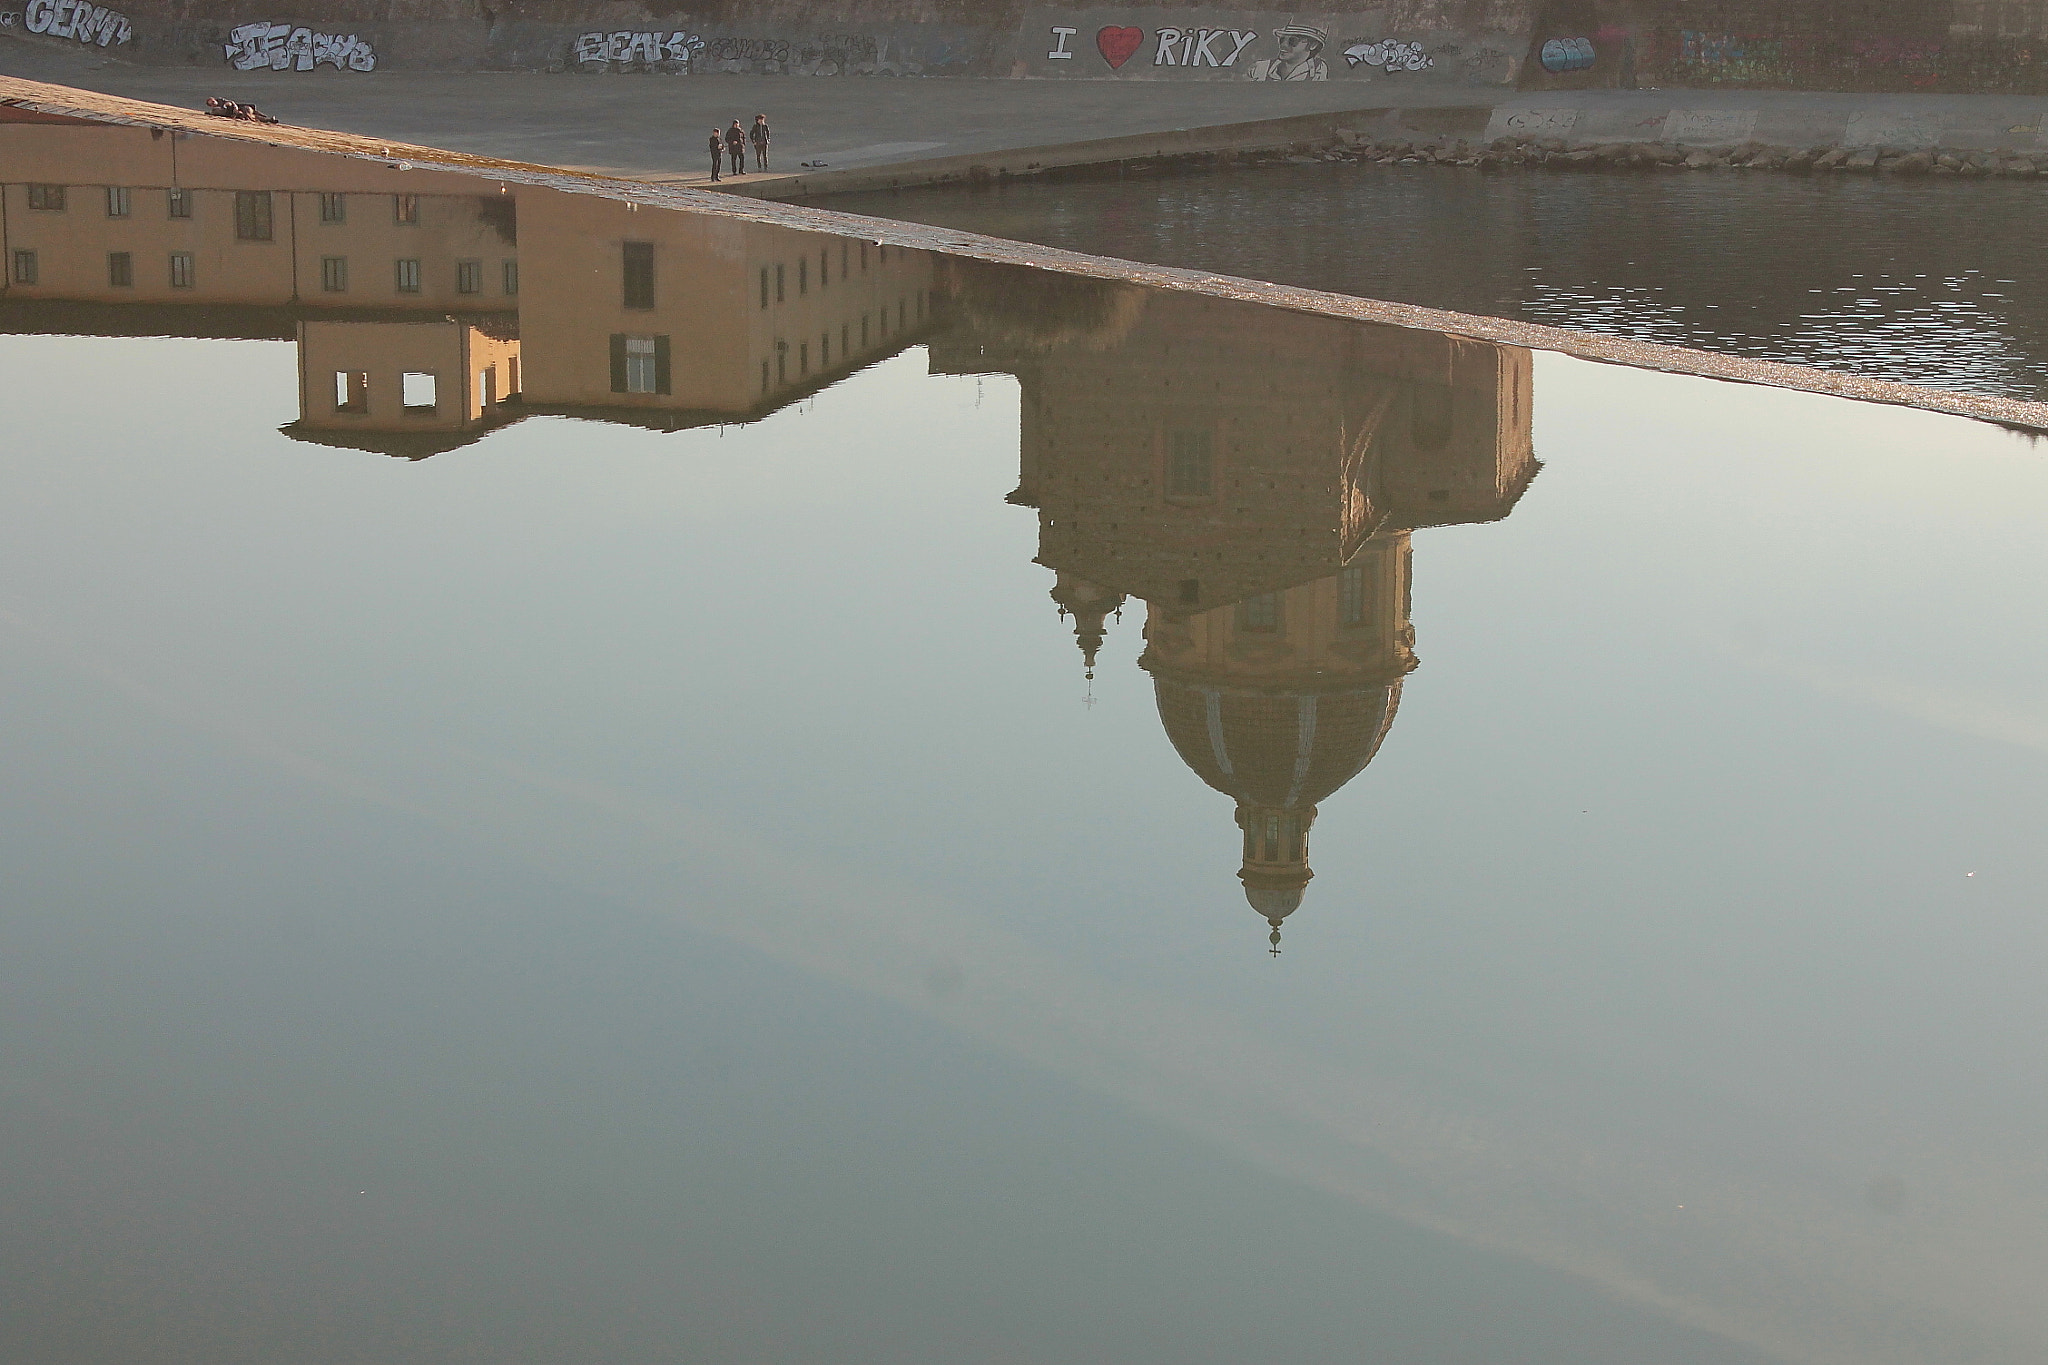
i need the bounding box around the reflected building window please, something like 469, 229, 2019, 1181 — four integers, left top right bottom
394, 258, 421, 293
105, 186, 130, 218
799, 258, 808, 296
402, 372, 437, 412
166, 187, 192, 219
1236, 593, 1282, 634
321, 256, 348, 292
27, 184, 65, 211
609, 333, 670, 395
234, 191, 273, 241
1339, 564, 1366, 626
11, 249, 37, 285
319, 193, 345, 224
622, 241, 654, 309
775, 263, 785, 303
502, 260, 519, 295
393, 194, 418, 225
168, 252, 194, 289
1166, 430, 1214, 498
107, 252, 132, 287
456, 260, 482, 295
759, 266, 769, 310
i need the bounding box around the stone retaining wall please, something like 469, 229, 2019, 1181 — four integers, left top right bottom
9, 0, 2048, 93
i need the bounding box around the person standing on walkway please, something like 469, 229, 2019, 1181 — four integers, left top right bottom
750, 113, 771, 172
707, 128, 724, 181
725, 120, 746, 176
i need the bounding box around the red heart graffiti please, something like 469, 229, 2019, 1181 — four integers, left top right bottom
1096, 26, 1143, 69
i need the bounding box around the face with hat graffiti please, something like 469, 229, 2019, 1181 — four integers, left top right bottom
1244, 24, 1328, 80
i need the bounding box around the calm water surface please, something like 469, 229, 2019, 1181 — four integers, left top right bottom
830, 165, 2048, 403
3, 129, 2048, 1364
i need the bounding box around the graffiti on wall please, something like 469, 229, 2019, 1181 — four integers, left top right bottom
225, 22, 377, 71
1539, 36, 1595, 72
22, 0, 131, 46
1044, 21, 1444, 79
571, 29, 960, 76
573, 30, 704, 70
1344, 39, 1433, 72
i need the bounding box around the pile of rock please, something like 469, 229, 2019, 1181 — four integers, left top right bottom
1309, 132, 2048, 177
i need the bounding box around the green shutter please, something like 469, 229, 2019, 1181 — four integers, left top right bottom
609, 333, 627, 393
654, 335, 671, 395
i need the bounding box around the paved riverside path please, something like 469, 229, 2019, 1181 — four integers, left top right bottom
11, 32, 2048, 191
0, 33, 1459, 180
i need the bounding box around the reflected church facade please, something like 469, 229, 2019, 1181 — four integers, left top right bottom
935, 268, 1537, 951
3, 124, 1535, 949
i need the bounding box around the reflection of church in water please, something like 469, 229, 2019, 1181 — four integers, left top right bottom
2, 120, 1536, 951
934, 268, 1538, 952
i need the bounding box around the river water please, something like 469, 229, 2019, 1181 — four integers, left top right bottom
4, 128, 2048, 1365
830, 164, 2048, 404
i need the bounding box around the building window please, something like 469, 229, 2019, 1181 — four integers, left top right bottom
819, 247, 829, 287
761, 358, 770, 394
624, 335, 658, 392
402, 372, 437, 413
621, 241, 654, 309
861, 314, 869, 346
1339, 565, 1367, 626
502, 260, 519, 295
1166, 430, 1214, 498
234, 190, 273, 241
27, 183, 65, 211
1236, 593, 1282, 634
169, 252, 195, 288
840, 323, 849, 357
777, 343, 787, 383
506, 356, 520, 395
394, 258, 421, 293
393, 194, 419, 225
798, 258, 808, 295
456, 260, 482, 295
860, 242, 868, 272
321, 256, 348, 292
608, 333, 670, 395
760, 266, 769, 310
105, 185, 130, 218
334, 370, 368, 413
775, 263, 785, 303
820, 332, 830, 367
841, 240, 849, 278
318, 193, 345, 223
107, 252, 133, 287
167, 187, 192, 219
11, 250, 38, 284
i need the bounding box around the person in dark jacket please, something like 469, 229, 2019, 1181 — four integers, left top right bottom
708, 129, 724, 181
725, 120, 746, 175
750, 113, 771, 171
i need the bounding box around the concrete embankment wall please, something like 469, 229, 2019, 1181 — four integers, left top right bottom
754, 95, 2048, 198
9, 0, 2048, 94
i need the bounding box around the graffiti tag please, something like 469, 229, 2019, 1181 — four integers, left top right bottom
1539, 36, 1595, 73
1152, 27, 1259, 66
225, 22, 376, 71
23, 0, 131, 45
573, 30, 704, 69
1343, 39, 1433, 72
